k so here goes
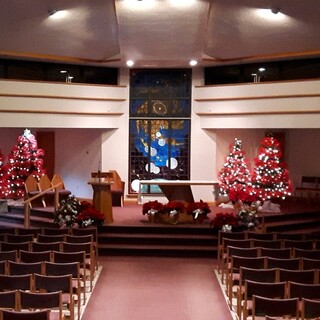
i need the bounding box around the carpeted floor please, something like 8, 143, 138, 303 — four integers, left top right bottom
81, 256, 234, 320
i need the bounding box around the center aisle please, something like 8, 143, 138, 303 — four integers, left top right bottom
82, 256, 233, 320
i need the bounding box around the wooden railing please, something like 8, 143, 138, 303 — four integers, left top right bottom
23, 183, 62, 229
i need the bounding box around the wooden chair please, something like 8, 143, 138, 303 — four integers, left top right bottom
251, 295, 299, 320
1, 309, 51, 320
24, 175, 41, 208
0, 228, 15, 235
279, 268, 317, 284
64, 234, 93, 244
246, 232, 275, 240
252, 239, 283, 249
44, 261, 83, 315
37, 234, 66, 243
221, 239, 253, 283
71, 227, 99, 269
7, 261, 43, 276
288, 281, 320, 315
16, 228, 42, 239
52, 251, 87, 302
0, 260, 6, 275
242, 280, 287, 320
227, 255, 266, 306
277, 233, 306, 241
38, 174, 55, 207
33, 274, 75, 320
294, 176, 318, 203
19, 250, 52, 263
301, 298, 320, 319
0, 250, 18, 262
61, 242, 95, 291
1, 241, 31, 252
19, 290, 63, 320
0, 290, 18, 311
260, 247, 292, 259
294, 248, 320, 259
51, 174, 71, 203
266, 257, 301, 270
217, 231, 247, 274
301, 257, 320, 270
42, 228, 70, 236
32, 242, 61, 252
6, 234, 34, 243
236, 267, 279, 318
283, 239, 315, 251
0, 274, 33, 291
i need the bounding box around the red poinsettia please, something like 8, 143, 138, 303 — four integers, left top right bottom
163, 200, 186, 213
142, 200, 164, 215
75, 201, 105, 227
186, 200, 211, 216
211, 212, 239, 229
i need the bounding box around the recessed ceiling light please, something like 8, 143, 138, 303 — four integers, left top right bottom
189, 60, 198, 66
256, 8, 285, 21
48, 9, 67, 19
126, 60, 134, 67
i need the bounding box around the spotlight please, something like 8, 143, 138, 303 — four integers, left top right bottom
271, 7, 280, 14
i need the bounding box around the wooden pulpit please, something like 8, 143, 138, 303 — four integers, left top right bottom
89, 172, 113, 224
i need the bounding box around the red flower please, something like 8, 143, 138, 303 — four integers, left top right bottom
186, 200, 211, 215
211, 212, 239, 229
164, 200, 186, 213
142, 200, 164, 214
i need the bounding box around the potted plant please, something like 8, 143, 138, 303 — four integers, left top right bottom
142, 200, 164, 222
186, 200, 211, 223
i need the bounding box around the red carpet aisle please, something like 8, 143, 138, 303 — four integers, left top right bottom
82, 256, 234, 320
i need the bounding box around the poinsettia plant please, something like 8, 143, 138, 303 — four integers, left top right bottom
54, 195, 105, 228
142, 200, 164, 215
163, 200, 186, 213
211, 212, 239, 229
186, 200, 211, 219
228, 186, 258, 204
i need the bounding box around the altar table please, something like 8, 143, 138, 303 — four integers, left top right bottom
137, 180, 219, 204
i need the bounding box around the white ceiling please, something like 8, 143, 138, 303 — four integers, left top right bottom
0, 0, 319, 68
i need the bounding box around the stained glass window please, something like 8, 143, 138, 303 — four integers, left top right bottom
129, 69, 191, 194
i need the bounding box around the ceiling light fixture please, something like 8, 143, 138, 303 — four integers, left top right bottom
126, 60, 134, 67
271, 7, 280, 14
189, 60, 198, 66
48, 9, 67, 19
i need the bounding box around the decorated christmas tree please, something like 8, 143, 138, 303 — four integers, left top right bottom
251, 134, 292, 201
5, 129, 46, 199
218, 138, 252, 201
0, 149, 9, 198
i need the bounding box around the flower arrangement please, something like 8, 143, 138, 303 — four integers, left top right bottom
75, 201, 105, 228
54, 195, 105, 228
186, 200, 211, 220
237, 205, 259, 229
163, 200, 186, 224
142, 200, 164, 215
142, 200, 164, 222
228, 186, 257, 204
211, 212, 239, 229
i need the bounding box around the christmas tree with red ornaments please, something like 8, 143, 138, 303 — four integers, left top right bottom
251, 134, 292, 201
4, 129, 46, 199
0, 149, 9, 198
218, 138, 252, 200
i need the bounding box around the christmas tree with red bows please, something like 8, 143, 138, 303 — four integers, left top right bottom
5, 129, 46, 199
218, 138, 252, 200
0, 149, 9, 198
251, 134, 292, 201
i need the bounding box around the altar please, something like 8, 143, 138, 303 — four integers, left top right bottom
137, 180, 219, 204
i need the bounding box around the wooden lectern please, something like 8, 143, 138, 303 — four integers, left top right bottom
89, 172, 113, 224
